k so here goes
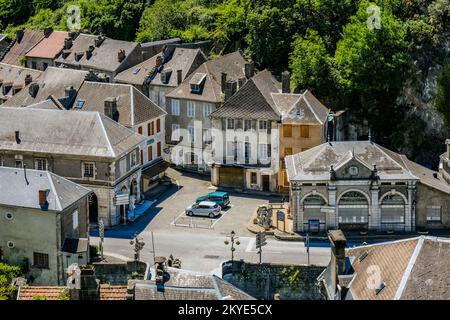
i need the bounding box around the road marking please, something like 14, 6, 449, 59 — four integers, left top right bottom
246, 238, 255, 252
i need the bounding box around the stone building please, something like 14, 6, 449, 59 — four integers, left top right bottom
0, 63, 42, 104
285, 140, 450, 233
0, 166, 92, 285
0, 107, 146, 228
164, 51, 248, 173
25, 29, 69, 70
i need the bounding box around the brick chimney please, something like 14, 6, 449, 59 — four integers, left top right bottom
177, 69, 183, 86
282, 71, 291, 94
28, 83, 39, 98
24, 74, 32, 86
328, 230, 347, 297
104, 97, 118, 121
244, 62, 254, 79
39, 190, 49, 211
69, 266, 100, 300
117, 49, 126, 63
16, 29, 24, 43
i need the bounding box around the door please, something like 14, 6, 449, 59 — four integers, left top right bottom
219, 167, 244, 189
262, 175, 270, 192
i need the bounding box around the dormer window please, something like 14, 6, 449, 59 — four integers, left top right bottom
160, 68, 172, 84
189, 73, 207, 94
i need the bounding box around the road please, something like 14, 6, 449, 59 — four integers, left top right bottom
91, 169, 331, 273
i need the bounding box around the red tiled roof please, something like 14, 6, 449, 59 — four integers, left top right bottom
18, 286, 67, 300
1, 30, 44, 65
100, 284, 128, 300
26, 31, 68, 59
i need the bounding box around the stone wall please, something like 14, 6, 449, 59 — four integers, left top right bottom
92, 260, 146, 285
222, 261, 324, 300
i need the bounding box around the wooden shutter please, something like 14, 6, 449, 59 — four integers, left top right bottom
156, 119, 161, 133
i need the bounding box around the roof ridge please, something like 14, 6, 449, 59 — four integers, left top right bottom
46, 171, 62, 211
301, 93, 323, 124
97, 112, 116, 157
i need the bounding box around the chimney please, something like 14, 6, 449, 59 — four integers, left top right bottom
68, 31, 78, 40
61, 50, 71, 59
177, 69, 183, 86
39, 190, 49, 211
69, 266, 100, 300
65, 86, 76, 100
86, 45, 94, 60
221, 72, 227, 94
104, 97, 118, 120
224, 80, 237, 101
282, 71, 291, 94
244, 62, 254, 79
64, 37, 73, 50
74, 52, 84, 62
94, 35, 105, 47
24, 74, 32, 86
44, 27, 53, 38
16, 29, 24, 43
117, 49, 126, 63
155, 55, 163, 67
328, 230, 347, 298
15, 130, 21, 144
238, 77, 246, 89
28, 83, 39, 98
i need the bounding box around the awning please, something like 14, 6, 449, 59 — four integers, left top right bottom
62, 237, 88, 254
142, 159, 169, 179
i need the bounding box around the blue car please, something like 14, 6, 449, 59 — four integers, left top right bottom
196, 191, 230, 208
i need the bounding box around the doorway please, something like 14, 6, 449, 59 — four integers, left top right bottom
88, 193, 98, 225
262, 175, 270, 192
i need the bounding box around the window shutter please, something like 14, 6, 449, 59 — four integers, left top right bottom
267, 121, 272, 134
222, 118, 226, 130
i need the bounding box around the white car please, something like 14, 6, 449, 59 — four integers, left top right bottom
185, 201, 221, 218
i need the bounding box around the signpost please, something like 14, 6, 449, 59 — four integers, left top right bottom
305, 233, 310, 266
277, 210, 285, 232
255, 232, 267, 264
98, 219, 104, 260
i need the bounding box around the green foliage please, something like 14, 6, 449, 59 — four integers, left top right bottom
0, 263, 22, 300
435, 64, 450, 128
90, 244, 99, 257
57, 289, 71, 300
32, 295, 48, 300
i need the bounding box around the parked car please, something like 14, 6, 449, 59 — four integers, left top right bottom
196, 191, 230, 208
185, 201, 221, 218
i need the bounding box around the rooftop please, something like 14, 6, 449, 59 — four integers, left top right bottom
17, 284, 128, 300
0, 29, 45, 66
0, 107, 145, 158
25, 30, 68, 59
0, 63, 43, 100
0, 166, 91, 211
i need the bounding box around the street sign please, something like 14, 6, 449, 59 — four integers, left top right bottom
256, 232, 267, 249
115, 192, 130, 205
277, 210, 284, 221
327, 112, 334, 122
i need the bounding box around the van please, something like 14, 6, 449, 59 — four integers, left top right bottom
196, 191, 230, 208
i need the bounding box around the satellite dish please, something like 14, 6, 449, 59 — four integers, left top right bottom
66, 263, 81, 289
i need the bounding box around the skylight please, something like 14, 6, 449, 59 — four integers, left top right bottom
75, 99, 85, 109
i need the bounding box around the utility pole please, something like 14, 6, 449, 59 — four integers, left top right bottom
305, 233, 310, 266
255, 232, 267, 264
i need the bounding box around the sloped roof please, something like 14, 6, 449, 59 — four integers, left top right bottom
54, 33, 138, 73
272, 89, 330, 124
167, 51, 247, 103
73, 82, 166, 127
115, 47, 207, 87
0, 29, 45, 65
132, 267, 254, 300
25, 97, 64, 110
0, 63, 42, 100
0, 166, 91, 212
17, 284, 127, 300
0, 107, 145, 158
210, 70, 281, 120
25, 31, 68, 59
2, 67, 88, 108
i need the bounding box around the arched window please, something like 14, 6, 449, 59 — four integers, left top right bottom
303, 194, 327, 232
381, 193, 405, 230
338, 191, 369, 228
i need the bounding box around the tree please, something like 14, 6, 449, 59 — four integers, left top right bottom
435, 63, 450, 129
0, 263, 22, 300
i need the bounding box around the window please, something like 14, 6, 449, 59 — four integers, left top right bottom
226, 141, 235, 157
236, 119, 243, 130
43, 62, 48, 71
284, 148, 293, 157
203, 103, 213, 117
130, 152, 137, 167
203, 129, 212, 144
149, 90, 157, 103
156, 119, 161, 133
283, 125, 292, 137
172, 124, 180, 141
15, 155, 23, 168
119, 157, 127, 175
251, 172, 257, 184
188, 127, 195, 143
33, 252, 49, 269
83, 162, 95, 178
300, 125, 310, 138
148, 146, 153, 162
31, 61, 37, 70
427, 206, 442, 222
140, 150, 143, 165
187, 101, 196, 118
35, 158, 48, 171
0, 156, 3, 166
157, 142, 161, 157
259, 120, 267, 131
73, 210, 79, 230
349, 166, 359, 176
148, 122, 154, 136
171, 99, 180, 115
259, 144, 268, 159
159, 91, 166, 107
227, 119, 235, 130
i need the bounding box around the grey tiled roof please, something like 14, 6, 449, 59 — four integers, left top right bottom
210, 70, 281, 120
74, 82, 166, 127
285, 141, 421, 182
0, 29, 44, 65
115, 47, 206, 87
3, 67, 88, 108
0, 107, 145, 158
54, 33, 139, 73
0, 63, 43, 100
0, 166, 91, 211
131, 267, 254, 300
167, 51, 247, 103
25, 97, 64, 110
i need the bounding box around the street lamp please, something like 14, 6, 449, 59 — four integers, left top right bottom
224, 230, 240, 263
